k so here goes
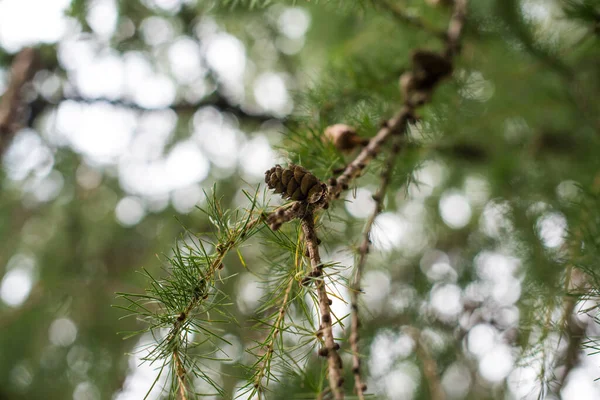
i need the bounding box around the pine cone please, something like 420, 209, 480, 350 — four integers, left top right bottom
264, 164, 327, 204
411, 50, 453, 90
323, 124, 368, 153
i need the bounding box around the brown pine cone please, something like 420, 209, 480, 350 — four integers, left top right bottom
323, 124, 368, 153
264, 164, 327, 204
411, 50, 452, 90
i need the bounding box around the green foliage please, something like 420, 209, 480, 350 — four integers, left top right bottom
3, 0, 600, 399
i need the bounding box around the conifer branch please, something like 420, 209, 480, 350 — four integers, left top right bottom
349, 136, 402, 399
252, 276, 295, 394
555, 267, 589, 392
300, 210, 344, 400
118, 190, 266, 398
346, 0, 467, 396
54, 93, 280, 124
0, 48, 38, 155
407, 327, 446, 400
173, 351, 189, 400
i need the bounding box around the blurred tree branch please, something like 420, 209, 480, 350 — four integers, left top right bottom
0, 48, 38, 155
28, 91, 282, 128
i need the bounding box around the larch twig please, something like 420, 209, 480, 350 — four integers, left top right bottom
0, 48, 38, 155
301, 210, 344, 400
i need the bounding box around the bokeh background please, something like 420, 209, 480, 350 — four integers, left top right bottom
1, 0, 600, 399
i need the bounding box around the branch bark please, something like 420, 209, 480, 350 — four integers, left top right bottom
347, 1, 468, 397
301, 210, 344, 400
0, 48, 38, 155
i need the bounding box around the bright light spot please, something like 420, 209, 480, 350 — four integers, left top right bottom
370, 212, 407, 251
145, 194, 170, 213
382, 365, 419, 400
522, 0, 552, 22
146, 0, 182, 13
58, 38, 96, 72
115, 196, 145, 226
0, 265, 34, 307
409, 161, 446, 199
430, 284, 462, 320
131, 74, 176, 109
67, 346, 93, 374
278, 7, 311, 38
236, 273, 264, 315
388, 285, 417, 313
253, 72, 292, 116
129, 110, 177, 161
114, 334, 170, 400
459, 71, 494, 102
508, 364, 544, 400
562, 366, 600, 400
504, 117, 530, 142
345, 188, 376, 219
10, 362, 33, 390
420, 250, 457, 282
239, 135, 276, 181
442, 363, 472, 399
464, 175, 490, 206
74, 53, 124, 99
204, 33, 246, 83
556, 180, 581, 203
73, 381, 101, 400
475, 251, 520, 282
492, 277, 522, 306
140, 16, 174, 46
275, 36, 305, 55
87, 0, 118, 39
369, 330, 415, 378
28, 170, 64, 203
49, 318, 78, 347
439, 191, 472, 229
479, 344, 514, 382
362, 270, 391, 314
219, 334, 242, 364
537, 212, 567, 248
0, 0, 70, 52
467, 324, 497, 358
119, 139, 210, 197
171, 184, 204, 214
168, 37, 205, 84
480, 200, 513, 238
165, 141, 210, 188
194, 113, 241, 169
3, 129, 54, 181
56, 102, 136, 164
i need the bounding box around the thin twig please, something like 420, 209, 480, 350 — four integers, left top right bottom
406, 327, 446, 400
51, 92, 280, 123
555, 267, 589, 392
173, 351, 189, 400
165, 216, 262, 390
0, 48, 38, 155
301, 210, 344, 400
347, 0, 468, 397
254, 276, 295, 391
262, 3, 469, 398
349, 135, 403, 399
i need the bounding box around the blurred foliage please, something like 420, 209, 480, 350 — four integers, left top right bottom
1, 0, 600, 399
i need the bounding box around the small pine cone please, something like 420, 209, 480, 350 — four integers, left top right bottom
265, 164, 326, 204
411, 50, 453, 90
323, 124, 368, 153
